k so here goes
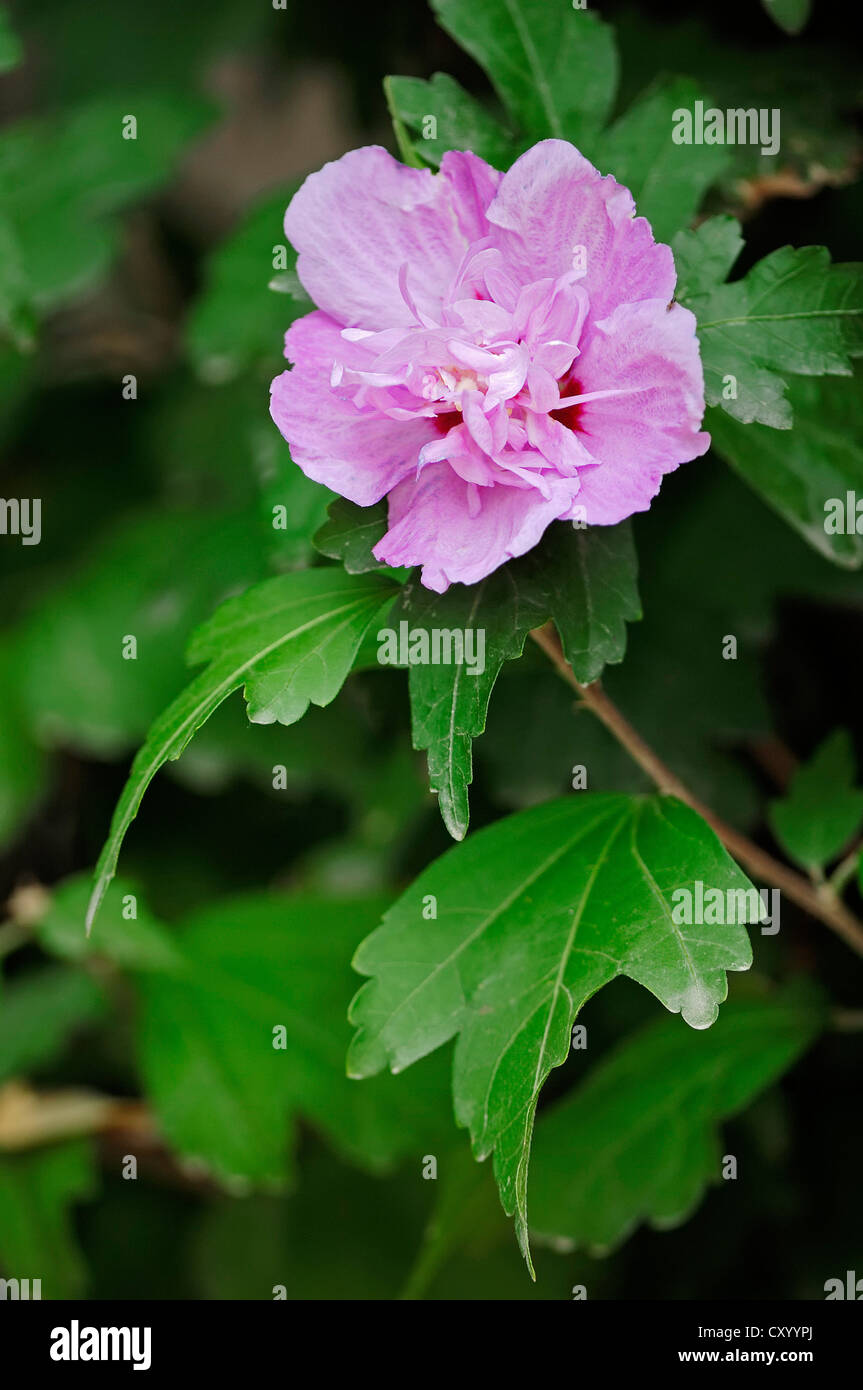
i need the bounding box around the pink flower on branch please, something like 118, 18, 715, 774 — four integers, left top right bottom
270, 140, 709, 593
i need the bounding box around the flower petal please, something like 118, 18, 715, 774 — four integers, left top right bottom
285, 147, 469, 331
270, 311, 437, 505
439, 149, 502, 242
374, 461, 574, 591
486, 139, 675, 320
565, 299, 710, 525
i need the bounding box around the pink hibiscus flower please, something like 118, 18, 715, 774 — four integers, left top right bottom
270, 139, 709, 593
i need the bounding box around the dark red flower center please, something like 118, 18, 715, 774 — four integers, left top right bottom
551, 371, 584, 433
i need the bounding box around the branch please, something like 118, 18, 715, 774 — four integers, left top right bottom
530, 623, 863, 960
0, 1081, 226, 1193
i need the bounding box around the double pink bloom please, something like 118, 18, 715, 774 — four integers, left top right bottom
270, 139, 709, 592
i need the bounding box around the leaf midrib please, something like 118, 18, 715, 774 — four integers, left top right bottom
500, 0, 563, 139
360, 800, 627, 1058
701, 307, 862, 330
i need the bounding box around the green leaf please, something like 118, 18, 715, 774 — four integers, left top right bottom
0, 967, 104, 1084
431, 0, 618, 147
384, 73, 517, 170
762, 0, 811, 36
687, 246, 863, 428
393, 521, 640, 840
314, 498, 389, 574
349, 794, 755, 1268
34, 875, 181, 974
186, 187, 312, 384
595, 78, 730, 243
536, 520, 641, 685
312, 497, 409, 586
769, 730, 863, 871
389, 565, 546, 842
86, 569, 396, 931
708, 373, 863, 569
0, 93, 213, 329
529, 982, 824, 1252
0, 1141, 95, 1298
184, 570, 397, 725
139, 894, 451, 1184
672, 216, 744, 303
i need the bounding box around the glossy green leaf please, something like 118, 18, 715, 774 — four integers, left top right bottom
86, 569, 396, 930
536, 520, 641, 685
393, 521, 640, 840
384, 73, 517, 170
388, 565, 546, 842
349, 794, 756, 1267
672, 216, 744, 303
314, 498, 389, 574
688, 245, 863, 428
431, 0, 618, 147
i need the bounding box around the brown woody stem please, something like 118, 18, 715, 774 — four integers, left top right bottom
530, 623, 863, 960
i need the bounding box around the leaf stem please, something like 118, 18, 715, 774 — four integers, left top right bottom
530, 623, 863, 960
384, 76, 425, 170
829, 845, 861, 898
